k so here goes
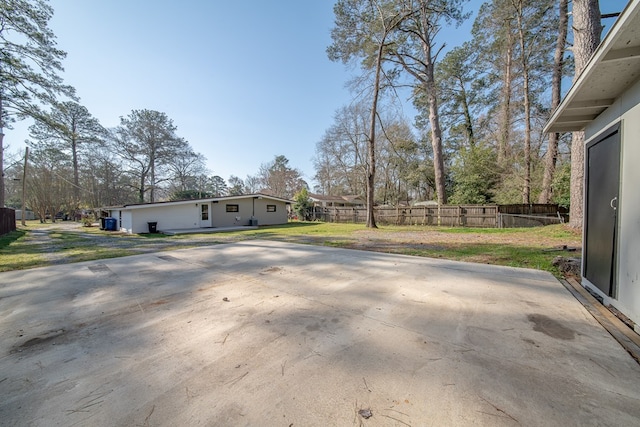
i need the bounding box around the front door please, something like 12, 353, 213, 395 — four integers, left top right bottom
200, 203, 212, 228
584, 123, 621, 297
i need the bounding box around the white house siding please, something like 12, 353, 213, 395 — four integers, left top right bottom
130, 203, 199, 234
584, 76, 640, 326
107, 195, 290, 234
121, 211, 132, 233
106, 209, 120, 230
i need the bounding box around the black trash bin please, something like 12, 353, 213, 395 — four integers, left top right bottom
147, 221, 158, 233
99, 217, 106, 230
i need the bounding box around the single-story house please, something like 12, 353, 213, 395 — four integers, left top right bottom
15, 210, 36, 221
544, 0, 640, 329
105, 193, 291, 234
309, 193, 365, 208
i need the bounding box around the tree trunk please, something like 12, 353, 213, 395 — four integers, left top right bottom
138, 173, 146, 203
366, 42, 384, 229
513, 1, 532, 204
428, 86, 447, 205
420, 30, 447, 205
540, 132, 560, 203
71, 134, 80, 204
459, 80, 475, 147
540, 0, 568, 204
149, 161, 155, 203
498, 28, 514, 165
569, 0, 602, 229
0, 130, 4, 208
0, 90, 4, 207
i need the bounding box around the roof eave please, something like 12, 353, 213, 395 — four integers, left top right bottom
544, 0, 640, 134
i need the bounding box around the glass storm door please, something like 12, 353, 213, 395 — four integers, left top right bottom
200, 203, 212, 227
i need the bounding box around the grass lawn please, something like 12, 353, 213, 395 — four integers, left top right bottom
1, 220, 581, 275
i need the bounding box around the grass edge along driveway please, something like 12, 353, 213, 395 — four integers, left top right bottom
0, 221, 581, 275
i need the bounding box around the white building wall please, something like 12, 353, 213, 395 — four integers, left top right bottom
109, 196, 290, 234
120, 211, 132, 233
584, 76, 640, 327
130, 203, 199, 233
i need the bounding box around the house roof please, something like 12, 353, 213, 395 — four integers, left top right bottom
308, 193, 364, 203
105, 193, 291, 211
545, 0, 640, 133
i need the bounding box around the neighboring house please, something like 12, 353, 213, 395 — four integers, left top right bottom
15, 210, 36, 220
545, 0, 640, 329
309, 193, 365, 208
106, 194, 291, 234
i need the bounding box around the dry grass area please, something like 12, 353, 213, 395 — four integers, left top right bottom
352, 226, 582, 249
335, 225, 582, 273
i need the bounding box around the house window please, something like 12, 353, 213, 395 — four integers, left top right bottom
267, 205, 276, 212
226, 204, 239, 213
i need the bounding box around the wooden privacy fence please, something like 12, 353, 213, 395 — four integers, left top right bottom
0, 208, 17, 236
311, 204, 567, 228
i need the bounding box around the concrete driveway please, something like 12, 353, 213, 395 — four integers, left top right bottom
1, 241, 639, 426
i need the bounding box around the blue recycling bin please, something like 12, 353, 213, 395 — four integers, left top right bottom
104, 217, 117, 231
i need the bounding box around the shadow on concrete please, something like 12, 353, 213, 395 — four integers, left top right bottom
1, 241, 639, 426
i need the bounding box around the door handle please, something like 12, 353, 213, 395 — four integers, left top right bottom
610, 197, 618, 210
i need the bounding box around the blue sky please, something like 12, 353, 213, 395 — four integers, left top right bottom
6, 0, 629, 187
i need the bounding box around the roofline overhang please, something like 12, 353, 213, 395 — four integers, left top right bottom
103, 193, 292, 211
544, 0, 640, 134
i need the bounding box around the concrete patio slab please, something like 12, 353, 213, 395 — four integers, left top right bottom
1, 240, 639, 426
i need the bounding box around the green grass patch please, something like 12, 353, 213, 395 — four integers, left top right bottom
0, 230, 49, 272
388, 242, 563, 274
16, 220, 65, 230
